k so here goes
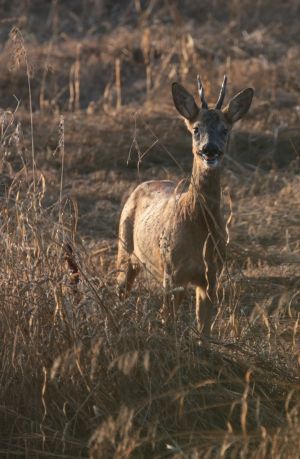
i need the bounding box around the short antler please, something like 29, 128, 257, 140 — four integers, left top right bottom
197, 74, 208, 109
215, 75, 227, 109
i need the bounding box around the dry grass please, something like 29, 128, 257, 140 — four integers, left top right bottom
0, 1, 300, 458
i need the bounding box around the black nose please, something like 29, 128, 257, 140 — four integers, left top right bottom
202, 143, 220, 157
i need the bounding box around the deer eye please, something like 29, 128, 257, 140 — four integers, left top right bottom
193, 126, 200, 135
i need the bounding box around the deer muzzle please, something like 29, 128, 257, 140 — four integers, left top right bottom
199, 143, 223, 167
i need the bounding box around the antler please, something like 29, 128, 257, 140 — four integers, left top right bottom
215, 75, 227, 109
197, 74, 208, 109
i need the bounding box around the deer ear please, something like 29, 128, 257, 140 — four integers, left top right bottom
223, 88, 253, 123
172, 83, 199, 120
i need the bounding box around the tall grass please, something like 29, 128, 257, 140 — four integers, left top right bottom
1, 84, 300, 459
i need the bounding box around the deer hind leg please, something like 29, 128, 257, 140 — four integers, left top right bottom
195, 272, 216, 337
117, 259, 140, 298
117, 215, 139, 298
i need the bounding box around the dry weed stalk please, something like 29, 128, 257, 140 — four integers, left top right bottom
142, 28, 152, 94
115, 57, 122, 110
9, 27, 36, 194
69, 44, 81, 112
39, 40, 53, 111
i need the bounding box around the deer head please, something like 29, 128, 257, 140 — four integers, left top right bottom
172, 76, 253, 168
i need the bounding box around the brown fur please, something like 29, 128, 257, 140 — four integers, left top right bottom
117, 81, 253, 335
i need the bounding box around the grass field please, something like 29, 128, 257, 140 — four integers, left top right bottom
0, 1, 300, 457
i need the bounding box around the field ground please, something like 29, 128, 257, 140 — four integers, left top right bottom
0, 1, 300, 458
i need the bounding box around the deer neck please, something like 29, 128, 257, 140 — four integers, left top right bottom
183, 158, 221, 220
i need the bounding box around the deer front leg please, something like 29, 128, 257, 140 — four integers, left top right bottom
161, 272, 184, 322
195, 272, 216, 337
162, 272, 172, 320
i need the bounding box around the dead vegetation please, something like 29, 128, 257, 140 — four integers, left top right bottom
0, 1, 299, 457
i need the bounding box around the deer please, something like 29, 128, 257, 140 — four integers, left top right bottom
116, 76, 253, 336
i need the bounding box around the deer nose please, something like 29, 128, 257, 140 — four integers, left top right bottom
202, 143, 220, 157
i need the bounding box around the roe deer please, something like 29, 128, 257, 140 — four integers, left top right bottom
117, 76, 253, 336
